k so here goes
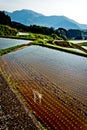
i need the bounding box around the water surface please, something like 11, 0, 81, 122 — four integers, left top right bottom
0, 37, 87, 105
1, 45, 86, 104
0, 38, 29, 49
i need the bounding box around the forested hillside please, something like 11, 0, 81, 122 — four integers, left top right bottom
0, 11, 11, 25
0, 10, 87, 40
5, 9, 87, 29
0, 11, 17, 36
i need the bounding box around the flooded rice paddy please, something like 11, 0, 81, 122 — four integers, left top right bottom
0, 39, 87, 129
0, 45, 87, 104
0, 38, 29, 49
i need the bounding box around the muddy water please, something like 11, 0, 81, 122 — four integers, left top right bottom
0, 45, 87, 105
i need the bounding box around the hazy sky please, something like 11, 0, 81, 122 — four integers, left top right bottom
0, 0, 87, 24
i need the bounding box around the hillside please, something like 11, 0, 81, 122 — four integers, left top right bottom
0, 25, 17, 36
5, 9, 87, 29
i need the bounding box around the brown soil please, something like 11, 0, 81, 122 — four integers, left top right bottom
0, 73, 42, 130
0, 55, 87, 130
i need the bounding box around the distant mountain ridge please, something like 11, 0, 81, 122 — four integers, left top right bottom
5, 9, 87, 29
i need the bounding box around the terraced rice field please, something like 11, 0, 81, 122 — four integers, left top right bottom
0, 38, 29, 49
0, 45, 87, 130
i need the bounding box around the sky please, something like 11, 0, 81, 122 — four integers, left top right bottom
0, 0, 87, 24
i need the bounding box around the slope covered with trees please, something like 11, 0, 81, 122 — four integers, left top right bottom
0, 11, 11, 25
0, 25, 18, 36
0, 10, 87, 40
0, 11, 17, 36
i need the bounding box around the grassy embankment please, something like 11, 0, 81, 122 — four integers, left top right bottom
0, 38, 87, 57
0, 43, 31, 56
32, 39, 87, 57
0, 33, 51, 56
0, 29, 87, 57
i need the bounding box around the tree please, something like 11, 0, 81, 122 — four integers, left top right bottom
67, 29, 83, 40
0, 11, 11, 25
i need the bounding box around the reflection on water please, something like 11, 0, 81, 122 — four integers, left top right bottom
1, 45, 87, 105
0, 38, 29, 49
0, 37, 87, 104
70, 40, 87, 44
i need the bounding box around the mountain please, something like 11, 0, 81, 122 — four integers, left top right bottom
79, 24, 87, 29
5, 9, 87, 29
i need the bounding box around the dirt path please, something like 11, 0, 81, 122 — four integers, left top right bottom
0, 73, 42, 130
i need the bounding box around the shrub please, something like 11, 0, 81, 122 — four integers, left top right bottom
0, 25, 18, 36
33, 38, 47, 45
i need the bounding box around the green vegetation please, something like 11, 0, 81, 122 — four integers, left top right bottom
38, 121, 48, 130
0, 31, 87, 57
0, 44, 30, 56
0, 11, 11, 25
0, 25, 18, 36
32, 39, 87, 57
52, 40, 87, 53
0, 10, 87, 40
12, 22, 85, 40
0, 11, 17, 37
0, 10, 87, 57
67, 29, 83, 40
16, 32, 52, 41
33, 38, 47, 45
76, 42, 87, 46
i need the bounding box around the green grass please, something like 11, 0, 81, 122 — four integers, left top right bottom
76, 42, 87, 46
0, 32, 87, 57
0, 32, 52, 41
32, 40, 87, 57
0, 25, 18, 36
